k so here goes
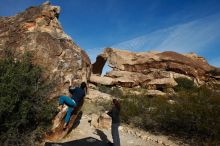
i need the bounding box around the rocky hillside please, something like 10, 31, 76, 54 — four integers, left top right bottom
0, 2, 91, 98
91, 48, 220, 95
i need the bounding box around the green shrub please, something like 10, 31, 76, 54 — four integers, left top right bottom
97, 86, 157, 128
174, 77, 197, 91
151, 86, 220, 145
0, 51, 57, 144
97, 84, 123, 97
97, 81, 220, 144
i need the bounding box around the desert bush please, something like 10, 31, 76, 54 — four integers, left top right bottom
97, 81, 220, 144
97, 84, 123, 97
174, 77, 197, 92
0, 50, 57, 144
97, 86, 158, 128
151, 85, 220, 144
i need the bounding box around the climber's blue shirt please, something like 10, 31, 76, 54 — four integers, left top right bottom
69, 87, 85, 105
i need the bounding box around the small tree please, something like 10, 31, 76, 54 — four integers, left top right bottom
0, 50, 57, 144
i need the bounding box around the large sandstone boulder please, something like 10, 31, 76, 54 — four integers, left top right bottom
91, 48, 219, 91
89, 113, 112, 130
90, 74, 115, 85
0, 2, 91, 140
147, 78, 177, 88
0, 2, 91, 98
86, 87, 113, 102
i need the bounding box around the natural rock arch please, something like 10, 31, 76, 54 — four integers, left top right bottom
92, 54, 107, 75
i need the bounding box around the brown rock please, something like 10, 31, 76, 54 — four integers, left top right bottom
90, 113, 111, 130
86, 88, 112, 102
45, 101, 84, 141
92, 54, 107, 75
146, 90, 166, 96
106, 70, 152, 87
0, 2, 91, 98
90, 74, 115, 85
0, 2, 91, 140
91, 48, 219, 89
147, 78, 177, 88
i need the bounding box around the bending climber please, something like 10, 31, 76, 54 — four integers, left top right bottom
59, 81, 87, 129
107, 99, 121, 146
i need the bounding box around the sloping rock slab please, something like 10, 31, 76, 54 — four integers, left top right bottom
45, 100, 84, 141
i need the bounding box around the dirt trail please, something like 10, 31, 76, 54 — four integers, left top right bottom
45, 114, 162, 146
44, 88, 186, 146
44, 113, 184, 146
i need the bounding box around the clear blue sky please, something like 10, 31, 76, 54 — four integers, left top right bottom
1, 0, 220, 69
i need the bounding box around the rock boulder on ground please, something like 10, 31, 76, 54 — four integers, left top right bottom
0, 2, 91, 140
0, 2, 91, 98
91, 48, 220, 93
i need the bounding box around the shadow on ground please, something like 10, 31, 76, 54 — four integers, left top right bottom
95, 129, 111, 143
45, 137, 111, 146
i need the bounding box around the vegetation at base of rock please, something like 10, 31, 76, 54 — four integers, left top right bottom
97, 78, 220, 145
0, 50, 57, 145
153, 87, 220, 144
97, 84, 123, 97
174, 77, 197, 91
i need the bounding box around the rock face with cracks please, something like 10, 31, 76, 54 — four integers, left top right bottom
0, 2, 91, 98
0, 2, 91, 140
91, 48, 220, 94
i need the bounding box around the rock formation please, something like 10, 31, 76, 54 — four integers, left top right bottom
0, 2, 91, 97
0, 2, 91, 140
91, 48, 220, 94
89, 113, 112, 130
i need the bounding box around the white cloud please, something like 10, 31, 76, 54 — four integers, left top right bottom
111, 27, 175, 52
88, 13, 220, 75
111, 13, 220, 68
156, 14, 220, 53
112, 13, 220, 53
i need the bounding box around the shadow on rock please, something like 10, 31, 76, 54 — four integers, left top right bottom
95, 129, 111, 143
71, 111, 83, 130
45, 137, 110, 146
